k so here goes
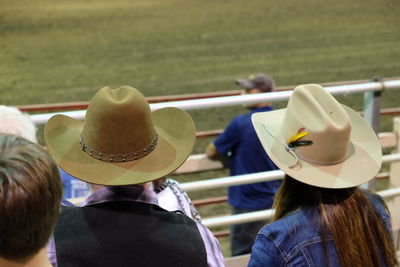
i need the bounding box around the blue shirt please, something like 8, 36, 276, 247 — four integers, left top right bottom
214, 106, 281, 210
249, 193, 392, 267
59, 169, 89, 199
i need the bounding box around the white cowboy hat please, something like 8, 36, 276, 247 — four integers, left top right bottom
252, 84, 382, 189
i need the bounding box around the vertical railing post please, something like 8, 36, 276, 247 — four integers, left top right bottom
363, 77, 383, 133
362, 77, 383, 191
388, 117, 400, 249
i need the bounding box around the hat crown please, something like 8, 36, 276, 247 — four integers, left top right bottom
251, 74, 275, 91
280, 84, 351, 164
82, 86, 155, 154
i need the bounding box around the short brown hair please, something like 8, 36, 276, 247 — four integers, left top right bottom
0, 134, 62, 262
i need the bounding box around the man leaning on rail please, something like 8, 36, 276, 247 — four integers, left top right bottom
206, 73, 282, 256
45, 85, 225, 267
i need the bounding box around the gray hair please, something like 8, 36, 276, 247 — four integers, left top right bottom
0, 105, 37, 143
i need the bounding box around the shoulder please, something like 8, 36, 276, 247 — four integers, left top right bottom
194, 222, 225, 267
364, 191, 392, 230
231, 113, 250, 125
365, 191, 385, 206
364, 191, 388, 218
251, 106, 274, 114
230, 112, 254, 129
260, 208, 318, 235
253, 209, 323, 263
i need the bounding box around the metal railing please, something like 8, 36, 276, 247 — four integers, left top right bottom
181, 153, 400, 193
29, 79, 400, 125
22, 78, 399, 113
181, 153, 400, 228
197, 152, 400, 228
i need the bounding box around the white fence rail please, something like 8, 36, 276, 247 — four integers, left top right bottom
30, 80, 400, 125
181, 153, 400, 193
195, 152, 400, 228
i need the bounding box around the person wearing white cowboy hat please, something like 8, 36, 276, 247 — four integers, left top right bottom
248, 84, 397, 267
44, 86, 224, 267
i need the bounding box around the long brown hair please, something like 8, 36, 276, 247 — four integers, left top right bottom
273, 175, 397, 267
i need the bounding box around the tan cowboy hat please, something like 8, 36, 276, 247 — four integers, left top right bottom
252, 84, 382, 189
44, 86, 196, 186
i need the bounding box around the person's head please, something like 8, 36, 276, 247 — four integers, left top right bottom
0, 105, 37, 143
44, 85, 196, 186
236, 73, 275, 109
252, 83, 381, 189
0, 134, 62, 262
236, 73, 275, 93
252, 84, 396, 266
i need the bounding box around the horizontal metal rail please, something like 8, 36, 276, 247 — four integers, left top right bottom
29, 80, 400, 125
213, 229, 230, 238
18, 90, 242, 113
196, 129, 224, 139
65, 153, 400, 206
193, 196, 228, 207
196, 112, 400, 139
382, 153, 400, 163
194, 172, 390, 208
137, 81, 400, 111
198, 176, 393, 210
379, 187, 400, 198
23, 78, 397, 113
181, 170, 285, 192
202, 186, 400, 228
380, 107, 400, 116
203, 209, 276, 228
180, 153, 400, 193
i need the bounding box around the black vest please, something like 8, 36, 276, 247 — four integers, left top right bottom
54, 201, 208, 267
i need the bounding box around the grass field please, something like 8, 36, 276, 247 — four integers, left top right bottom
1, 0, 400, 257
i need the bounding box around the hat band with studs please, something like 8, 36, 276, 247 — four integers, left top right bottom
79, 134, 158, 162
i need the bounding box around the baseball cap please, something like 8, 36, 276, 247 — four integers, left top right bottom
236, 73, 275, 92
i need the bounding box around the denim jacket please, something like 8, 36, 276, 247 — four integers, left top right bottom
249, 193, 391, 267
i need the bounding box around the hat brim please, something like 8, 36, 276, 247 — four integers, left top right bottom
252, 105, 382, 189
236, 79, 254, 90
44, 107, 196, 186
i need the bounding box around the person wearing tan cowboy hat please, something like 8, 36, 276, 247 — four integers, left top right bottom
206, 73, 281, 256
248, 84, 397, 267
44, 86, 224, 267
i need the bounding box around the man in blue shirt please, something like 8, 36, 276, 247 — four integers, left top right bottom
206, 73, 281, 256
